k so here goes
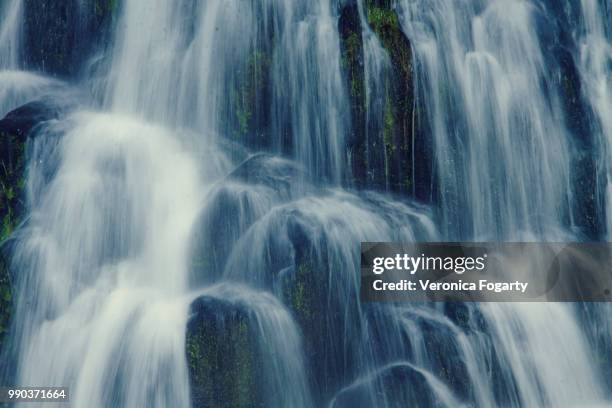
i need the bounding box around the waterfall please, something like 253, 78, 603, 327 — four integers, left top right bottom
397, 0, 573, 240
575, 0, 612, 238
0, 0, 611, 407
392, 0, 609, 405
0, 0, 57, 117
106, 0, 348, 182
0, 0, 22, 69
356, 0, 394, 189
12, 113, 210, 407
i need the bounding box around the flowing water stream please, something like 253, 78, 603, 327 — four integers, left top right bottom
0, 0, 611, 407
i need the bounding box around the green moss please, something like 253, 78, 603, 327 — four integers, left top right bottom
367, 7, 399, 32
235, 107, 250, 136
339, 3, 371, 188
186, 302, 264, 408
1, 130, 26, 243
365, 4, 411, 81
0, 122, 28, 359
383, 91, 394, 153
283, 262, 317, 328
288, 263, 314, 320
341, 30, 364, 103
0, 254, 11, 352
363, 1, 417, 193
1, 209, 14, 243
232, 50, 271, 139
344, 33, 365, 102
94, 0, 119, 18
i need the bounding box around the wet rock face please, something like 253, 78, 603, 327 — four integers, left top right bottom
188, 154, 307, 285
330, 363, 438, 408
0, 99, 67, 230
0, 98, 69, 354
339, 2, 366, 186
228, 153, 306, 196
363, 0, 419, 195
185, 296, 265, 408
277, 214, 363, 405
0, 249, 11, 353
0, 111, 29, 242
22, 0, 118, 77
338, 0, 433, 200
0, 107, 29, 353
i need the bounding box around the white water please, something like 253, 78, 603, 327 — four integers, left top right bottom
0, 0, 56, 117
105, 0, 348, 182
394, 0, 609, 405
0, 71, 58, 117
0, 0, 22, 69
0, 0, 611, 407
14, 113, 208, 407
398, 0, 573, 240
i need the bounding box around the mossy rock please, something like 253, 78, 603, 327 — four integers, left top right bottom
0, 109, 28, 355
223, 47, 272, 148
338, 2, 367, 188
0, 99, 69, 233
0, 105, 40, 243
364, 0, 417, 194
281, 262, 318, 348
0, 251, 11, 353
186, 296, 265, 408
339, 0, 433, 198
278, 218, 363, 405
0, 100, 67, 355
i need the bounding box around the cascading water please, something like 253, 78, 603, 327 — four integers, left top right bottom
12, 113, 211, 407
397, 0, 574, 240
391, 0, 610, 405
0, 0, 58, 118
0, 0, 22, 69
356, 0, 394, 189
575, 0, 612, 238
105, 0, 349, 182
0, 0, 611, 407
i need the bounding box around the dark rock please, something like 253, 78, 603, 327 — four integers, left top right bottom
338, 2, 367, 186
363, 0, 420, 195
409, 314, 472, 401
0, 99, 63, 244
536, 2, 601, 239
553, 47, 600, 239
0, 248, 11, 354
23, 0, 119, 77
228, 153, 306, 195
188, 154, 306, 284
443, 304, 521, 406
217, 196, 362, 404
224, 48, 272, 148
338, 0, 433, 200
330, 363, 440, 408
186, 295, 265, 408
0, 98, 70, 356
276, 211, 362, 405
189, 183, 274, 284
